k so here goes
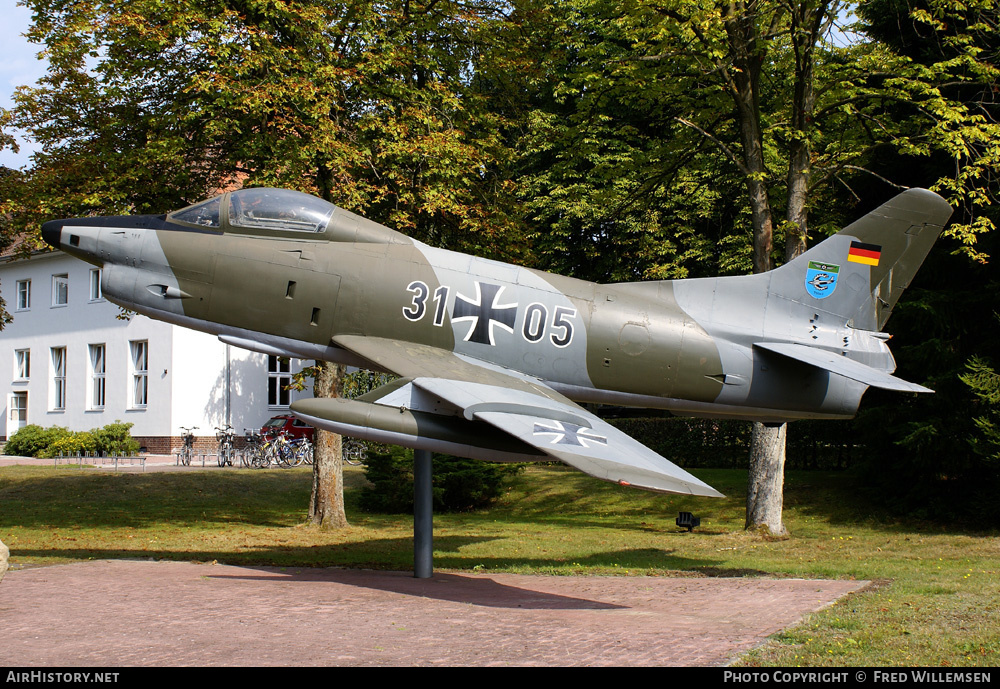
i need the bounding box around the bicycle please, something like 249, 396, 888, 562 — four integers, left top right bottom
240, 429, 259, 467
285, 436, 313, 466
215, 425, 235, 467
178, 426, 198, 466
243, 429, 271, 468
244, 429, 286, 468
270, 431, 295, 468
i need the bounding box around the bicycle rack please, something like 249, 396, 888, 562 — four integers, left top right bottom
56, 451, 146, 472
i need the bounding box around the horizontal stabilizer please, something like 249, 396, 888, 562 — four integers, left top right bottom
754, 342, 933, 393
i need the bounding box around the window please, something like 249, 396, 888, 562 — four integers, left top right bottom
169, 196, 221, 228
130, 340, 148, 408
89, 344, 106, 409
52, 274, 68, 307
51, 347, 66, 410
16, 280, 30, 310
15, 349, 30, 380
9, 392, 27, 428
228, 188, 334, 233
89, 269, 103, 301
267, 355, 291, 407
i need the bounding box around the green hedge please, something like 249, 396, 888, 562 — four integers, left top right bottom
5, 422, 140, 458
4, 425, 72, 457
608, 416, 858, 470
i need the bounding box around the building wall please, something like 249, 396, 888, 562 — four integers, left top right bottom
169, 326, 312, 441
1, 251, 313, 447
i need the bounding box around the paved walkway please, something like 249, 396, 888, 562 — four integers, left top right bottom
0, 454, 229, 471
0, 560, 868, 666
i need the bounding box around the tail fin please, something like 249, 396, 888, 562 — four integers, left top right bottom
772, 188, 953, 330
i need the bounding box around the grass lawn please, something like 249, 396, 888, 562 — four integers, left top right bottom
1, 462, 997, 666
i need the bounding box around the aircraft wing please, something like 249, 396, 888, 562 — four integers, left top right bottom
754, 341, 933, 393
294, 335, 723, 497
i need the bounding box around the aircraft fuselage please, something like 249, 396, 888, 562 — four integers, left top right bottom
46, 212, 857, 423
37, 187, 952, 495
43, 186, 952, 428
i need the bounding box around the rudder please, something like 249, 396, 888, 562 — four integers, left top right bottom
771, 188, 953, 331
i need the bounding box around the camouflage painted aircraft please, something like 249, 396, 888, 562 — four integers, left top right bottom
41, 187, 952, 498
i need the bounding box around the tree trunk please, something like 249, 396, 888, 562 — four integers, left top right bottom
721, 14, 792, 536
743, 2, 827, 537
309, 360, 349, 529
0, 538, 8, 583
745, 422, 788, 535
784, 0, 820, 261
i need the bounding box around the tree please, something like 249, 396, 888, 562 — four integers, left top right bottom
845, 0, 1000, 521
3, 0, 525, 526
4, 0, 362, 528
309, 361, 349, 528
513, 0, 1000, 533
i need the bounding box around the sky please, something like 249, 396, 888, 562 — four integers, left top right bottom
1, 1, 48, 169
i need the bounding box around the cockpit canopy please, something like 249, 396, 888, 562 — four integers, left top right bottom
170, 195, 222, 228
167, 187, 410, 245
169, 188, 336, 234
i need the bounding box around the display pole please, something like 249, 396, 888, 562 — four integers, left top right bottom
413, 448, 433, 578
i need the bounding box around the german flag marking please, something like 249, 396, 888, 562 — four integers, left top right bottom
848, 241, 881, 266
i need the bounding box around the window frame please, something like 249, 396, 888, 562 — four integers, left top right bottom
89, 343, 106, 410
267, 355, 292, 408
15, 279, 31, 311
9, 391, 27, 426
89, 268, 103, 302
14, 349, 30, 381
50, 346, 66, 411
52, 273, 69, 307
129, 340, 148, 409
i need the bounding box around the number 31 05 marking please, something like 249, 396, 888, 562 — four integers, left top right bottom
403, 281, 577, 347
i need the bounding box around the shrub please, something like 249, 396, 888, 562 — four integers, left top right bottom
5, 425, 72, 457
4, 421, 139, 458
42, 431, 98, 458
360, 446, 524, 513
92, 421, 140, 456
359, 446, 417, 513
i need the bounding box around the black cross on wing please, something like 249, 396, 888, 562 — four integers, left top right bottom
532, 421, 608, 448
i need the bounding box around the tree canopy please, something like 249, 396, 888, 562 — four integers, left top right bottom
2, 0, 999, 522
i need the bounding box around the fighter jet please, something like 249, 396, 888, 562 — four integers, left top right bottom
41, 187, 953, 498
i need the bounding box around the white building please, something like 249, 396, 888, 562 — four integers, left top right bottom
1, 248, 313, 453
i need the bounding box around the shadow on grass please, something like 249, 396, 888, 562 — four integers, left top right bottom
10, 539, 733, 578
0, 465, 741, 535
0, 469, 312, 529
780, 471, 1000, 536
492, 466, 746, 528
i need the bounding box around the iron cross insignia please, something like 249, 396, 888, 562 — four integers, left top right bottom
532, 421, 608, 448
452, 282, 518, 346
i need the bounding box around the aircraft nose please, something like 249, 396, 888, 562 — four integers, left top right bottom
41, 219, 63, 249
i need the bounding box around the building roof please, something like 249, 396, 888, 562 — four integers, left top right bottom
1, 232, 50, 262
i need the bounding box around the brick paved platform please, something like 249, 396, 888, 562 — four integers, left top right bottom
0, 560, 868, 666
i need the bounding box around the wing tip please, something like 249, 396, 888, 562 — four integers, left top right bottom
630, 478, 726, 499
